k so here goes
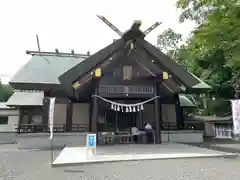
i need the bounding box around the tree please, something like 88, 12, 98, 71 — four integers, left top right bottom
157, 28, 182, 52
174, 0, 240, 115
156, 28, 186, 66
0, 79, 13, 102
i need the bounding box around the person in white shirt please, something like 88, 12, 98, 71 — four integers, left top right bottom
144, 123, 152, 130
131, 126, 140, 143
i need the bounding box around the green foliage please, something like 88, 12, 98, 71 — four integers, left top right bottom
176, 0, 240, 90
0, 79, 13, 102
157, 28, 182, 52
157, 0, 240, 115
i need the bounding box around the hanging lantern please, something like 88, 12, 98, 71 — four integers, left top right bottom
133, 106, 136, 112
140, 104, 144, 111
117, 105, 120, 111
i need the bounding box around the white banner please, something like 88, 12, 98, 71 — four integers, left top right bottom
231, 99, 240, 135
48, 97, 56, 140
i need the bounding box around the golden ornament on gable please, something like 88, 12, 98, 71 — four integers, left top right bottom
162, 71, 169, 80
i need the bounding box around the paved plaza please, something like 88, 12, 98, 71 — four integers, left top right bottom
1, 143, 240, 180
53, 143, 236, 166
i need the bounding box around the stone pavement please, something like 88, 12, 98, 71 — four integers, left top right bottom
189, 138, 240, 153
53, 143, 236, 166
0, 144, 240, 180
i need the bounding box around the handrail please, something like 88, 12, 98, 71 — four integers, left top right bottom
16, 124, 88, 134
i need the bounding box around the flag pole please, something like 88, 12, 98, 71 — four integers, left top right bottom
48, 97, 56, 167
50, 137, 53, 167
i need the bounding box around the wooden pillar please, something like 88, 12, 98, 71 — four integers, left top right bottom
174, 94, 182, 129
138, 111, 143, 130
66, 99, 73, 132
18, 107, 23, 134
91, 90, 98, 134
115, 111, 118, 131
154, 84, 161, 144
89, 101, 93, 132
179, 107, 184, 128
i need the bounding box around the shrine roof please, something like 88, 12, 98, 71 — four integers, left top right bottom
9, 52, 88, 87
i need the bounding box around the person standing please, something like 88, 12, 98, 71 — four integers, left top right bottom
131, 126, 140, 143
144, 122, 154, 143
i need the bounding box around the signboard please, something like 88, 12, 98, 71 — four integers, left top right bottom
86, 134, 96, 155
48, 97, 56, 140
231, 99, 240, 135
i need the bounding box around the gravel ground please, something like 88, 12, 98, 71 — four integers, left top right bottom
0, 144, 240, 180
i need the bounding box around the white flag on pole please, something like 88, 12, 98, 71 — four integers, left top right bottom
48, 97, 56, 140
231, 99, 240, 135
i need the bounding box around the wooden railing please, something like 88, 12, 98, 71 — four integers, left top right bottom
16, 124, 88, 134
162, 122, 205, 131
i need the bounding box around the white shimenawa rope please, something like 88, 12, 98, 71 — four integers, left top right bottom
92, 95, 159, 107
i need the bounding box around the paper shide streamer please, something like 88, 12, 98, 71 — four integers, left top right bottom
92, 95, 159, 113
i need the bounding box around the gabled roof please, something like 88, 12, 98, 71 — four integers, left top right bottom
6, 90, 44, 106
179, 95, 196, 107
0, 102, 17, 110
194, 116, 232, 122
10, 21, 211, 98
58, 39, 125, 94
10, 55, 87, 85
58, 23, 210, 97
189, 72, 211, 89
138, 40, 201, 88
0, 102, 10, 109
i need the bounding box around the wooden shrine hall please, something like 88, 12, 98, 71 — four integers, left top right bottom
6, 16, 211, 145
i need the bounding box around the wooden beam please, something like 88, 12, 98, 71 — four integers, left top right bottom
66, 99, 73, 132
132, 43, 186, 93
154, 84, 161, 144
138, 39, 200, 88
26, 50, 89, 58
72, 47, 128, 97
59, 39, 124, 95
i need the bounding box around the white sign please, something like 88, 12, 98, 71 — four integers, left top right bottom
48, 97, 56, 140
231, 99, 240, 134
86, 134, 96, 155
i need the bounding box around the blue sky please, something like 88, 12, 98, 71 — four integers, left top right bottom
0, 0, 195, 84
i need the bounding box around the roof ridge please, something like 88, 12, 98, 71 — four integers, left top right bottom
26, 50, 90, 58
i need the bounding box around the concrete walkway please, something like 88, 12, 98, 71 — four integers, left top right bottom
52, 143, 237, 166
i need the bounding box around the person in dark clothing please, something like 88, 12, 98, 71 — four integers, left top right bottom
144, 122, 154, 143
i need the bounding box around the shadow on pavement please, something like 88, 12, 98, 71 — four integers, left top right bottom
186, 137, 240, 154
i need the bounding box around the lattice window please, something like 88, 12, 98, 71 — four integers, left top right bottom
98, 85, 154, 94
123, 66, 132, 80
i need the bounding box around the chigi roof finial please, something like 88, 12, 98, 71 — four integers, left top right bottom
55, 48, 59, 54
